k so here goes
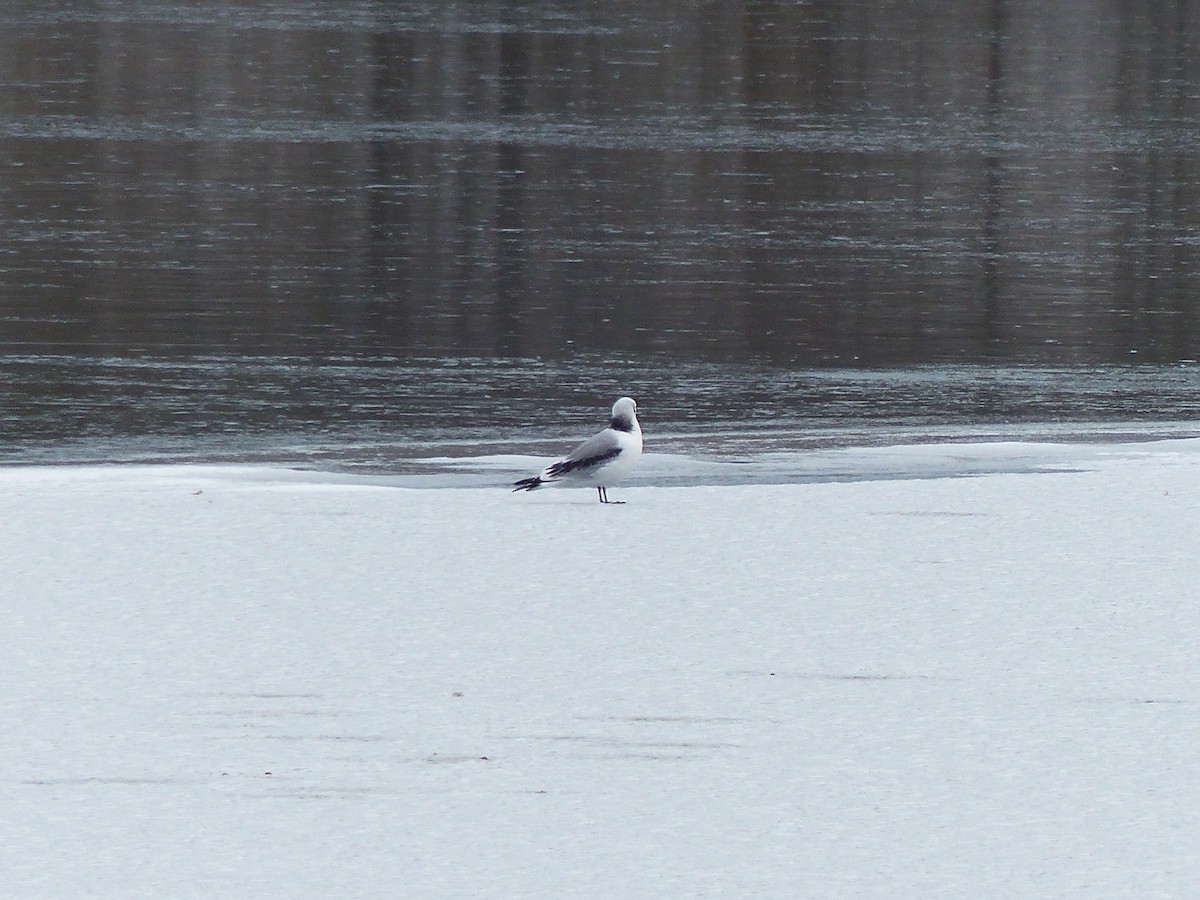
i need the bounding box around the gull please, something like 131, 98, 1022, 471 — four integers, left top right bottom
513, 397, 642, 504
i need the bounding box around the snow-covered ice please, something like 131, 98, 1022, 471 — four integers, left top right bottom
3, 438, 1200, 897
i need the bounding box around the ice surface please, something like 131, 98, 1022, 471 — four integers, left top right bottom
3, 439, 1200, 897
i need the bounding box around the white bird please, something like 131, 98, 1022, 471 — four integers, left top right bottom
513, 397, 643, 504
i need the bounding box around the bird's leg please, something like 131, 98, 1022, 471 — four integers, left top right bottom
597, 486, 606, 503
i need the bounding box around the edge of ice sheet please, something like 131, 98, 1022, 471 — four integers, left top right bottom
6, 435, 1190, 491
406, 436, 1200, 489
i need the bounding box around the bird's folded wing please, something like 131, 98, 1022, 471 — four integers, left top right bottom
546, 429, 622, 476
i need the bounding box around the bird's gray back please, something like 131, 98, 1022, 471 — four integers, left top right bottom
563, 427, 621, 465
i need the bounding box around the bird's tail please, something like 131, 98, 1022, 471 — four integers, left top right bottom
512, 476, 545, 492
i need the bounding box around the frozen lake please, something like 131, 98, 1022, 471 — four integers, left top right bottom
4, 6, 1200, 893
3, 439, 1200, 897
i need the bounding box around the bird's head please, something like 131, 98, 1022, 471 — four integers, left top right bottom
610, 396, 638, 431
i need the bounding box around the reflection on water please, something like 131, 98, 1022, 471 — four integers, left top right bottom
2, 2, 1200, 463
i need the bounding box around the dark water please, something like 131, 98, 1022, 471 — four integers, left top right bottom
3, 2, 1200, 467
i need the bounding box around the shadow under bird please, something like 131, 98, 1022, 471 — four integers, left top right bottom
513, 397, 643, 504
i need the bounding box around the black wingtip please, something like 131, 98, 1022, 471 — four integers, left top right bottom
512, 477, 543, 492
